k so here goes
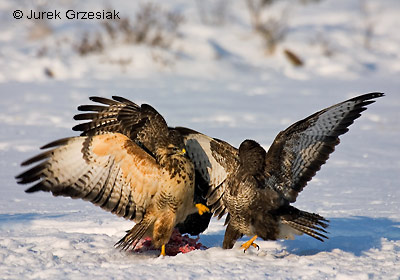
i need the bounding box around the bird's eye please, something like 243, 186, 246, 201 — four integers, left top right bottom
168, 145, 178, 152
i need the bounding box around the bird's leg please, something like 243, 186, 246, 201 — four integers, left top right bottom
160, 244, 166, 257
195, 203, 210, 215
241, 235, 259, 252
153, 212, 175, 257
223, 222, 242, 249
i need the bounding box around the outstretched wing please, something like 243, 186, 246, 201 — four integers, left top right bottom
73, 96, 169, 155
175, 127, 239, 219
73, 96, 241, 221
72, 96, 141, 137
264, 92, 384, 203
15, 133, 163, 222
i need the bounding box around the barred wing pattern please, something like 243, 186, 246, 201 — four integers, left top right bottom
175, 127, 240, 219
16, 96, 199, 251
264, 92, 384, 203
73, 97, 240, 221
73, 97, 235, 187
73, 96, 169, 155
16, 133, 163, 222
72, 97, 226, 235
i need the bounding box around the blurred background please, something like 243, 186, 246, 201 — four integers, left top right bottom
1, 0, 399, 143
2, 0, 399, 82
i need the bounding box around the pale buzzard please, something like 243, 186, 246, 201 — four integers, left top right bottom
16, 99, 208, 256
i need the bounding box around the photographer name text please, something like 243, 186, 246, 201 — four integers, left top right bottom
13, 9, 120, 20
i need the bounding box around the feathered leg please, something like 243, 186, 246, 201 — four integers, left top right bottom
152, 211, 175, 256
222, 222, 243, 249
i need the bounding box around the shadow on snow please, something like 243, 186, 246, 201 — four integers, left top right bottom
283, 216, 400, 256
1, 214, 399, 257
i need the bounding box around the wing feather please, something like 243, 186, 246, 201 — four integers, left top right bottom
16, 133, 163, 221
73, 96, 169, 156
264, 92, 384, 202
175, 127, 238, 217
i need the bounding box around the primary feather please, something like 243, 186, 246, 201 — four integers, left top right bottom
16, 92, 383, 252
73, 96, 214, 235
16, 102, 198, 251
215, 92, 383, 249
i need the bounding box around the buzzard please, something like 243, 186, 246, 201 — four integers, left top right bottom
15, 97, 209, 256
16, 92, 383, 254
202, 92, 384, 250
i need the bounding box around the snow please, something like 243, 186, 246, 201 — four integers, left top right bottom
1, 0, 400, 278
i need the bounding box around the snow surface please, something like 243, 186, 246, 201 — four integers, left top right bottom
1, 0, 400, 279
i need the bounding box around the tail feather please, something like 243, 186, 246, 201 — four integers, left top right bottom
115, 217, 155, 251
280, 210, 329, 242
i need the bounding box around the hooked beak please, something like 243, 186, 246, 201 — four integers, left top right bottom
179, 148, 186, 155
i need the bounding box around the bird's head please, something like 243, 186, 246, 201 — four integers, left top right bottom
155, 130, 188, 164
165, 144, 186, 156
166, 130, 187, 156
238, 139, 267, 173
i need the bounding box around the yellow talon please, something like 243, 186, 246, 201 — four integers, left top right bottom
195, 203, 210, 215
241, 235, 259, 252
160, 244, 166, 257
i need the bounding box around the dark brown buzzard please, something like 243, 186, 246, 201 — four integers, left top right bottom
173, 92, 383, 251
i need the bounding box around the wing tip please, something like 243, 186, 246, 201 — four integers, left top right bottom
112, 96, 139, 107
89, 96, 118, 105
40, 137, 71, 150
25, 183, 48, 193
352, 92, 384, 103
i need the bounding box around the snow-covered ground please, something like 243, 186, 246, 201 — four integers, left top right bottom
1, 0, 400, 278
